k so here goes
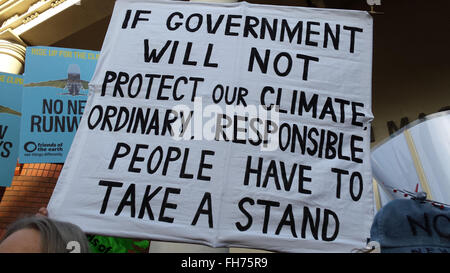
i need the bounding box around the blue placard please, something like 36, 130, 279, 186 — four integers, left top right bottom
19, 46, 99, 163
0, 73, 23, 187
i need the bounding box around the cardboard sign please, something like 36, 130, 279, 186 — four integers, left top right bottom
19, 46, 99, 163
48, 0, 374, 252
0, 73, 22, 187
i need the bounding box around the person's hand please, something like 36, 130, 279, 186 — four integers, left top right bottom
35, 207, 48, 217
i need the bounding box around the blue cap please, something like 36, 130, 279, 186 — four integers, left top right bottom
370, 198, 450, 253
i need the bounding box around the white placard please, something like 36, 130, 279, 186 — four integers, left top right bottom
48, 0, 374, 252
372, 111, 450, 206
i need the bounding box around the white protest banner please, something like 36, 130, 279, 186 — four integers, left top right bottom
48, 0, 374, 252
